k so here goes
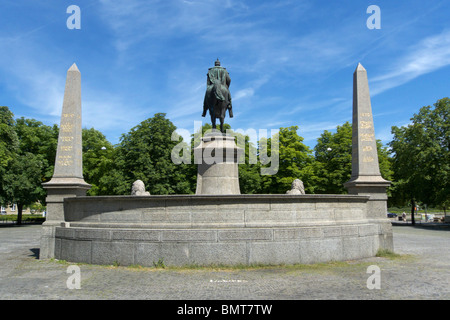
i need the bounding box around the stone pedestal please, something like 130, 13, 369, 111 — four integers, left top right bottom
344, 63, 391, 201
194, 131, 243, 195
40, 180, 90, 259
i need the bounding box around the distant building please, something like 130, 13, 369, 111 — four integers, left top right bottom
0, 204, 33, 215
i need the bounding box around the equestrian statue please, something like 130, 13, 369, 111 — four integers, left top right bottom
202, 59, 233, 132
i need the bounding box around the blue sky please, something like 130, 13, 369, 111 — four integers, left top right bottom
1, 0, 449, 149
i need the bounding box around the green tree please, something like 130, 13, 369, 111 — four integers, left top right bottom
15, 117, 58, 182
313, 122, 353, 194
236, 132, 262, 194
82, 128, 115, 195
1, 115, 57, 224
389, 98, 450, 221
260, 126, 315, 194
0, 107, 19, 170
314, 121, 392, 195
2, 154, 45, 224
0, 106, 19, 206
115, 113, 192, 195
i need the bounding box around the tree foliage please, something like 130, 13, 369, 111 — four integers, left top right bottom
259, 126, 315, 194
15, 117, 58, 183
2, 153, 45, 223
314, 122, 353, 194
114, 113, 192, 195
0, 107, 19, 174
0, 111, 58, 224
389, 98, 449, 211
313, 122, 392, 194
82, 128, 115, 196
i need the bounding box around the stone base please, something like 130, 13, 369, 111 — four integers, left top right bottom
54, 224, 385, 266
344, 177, 391, 196
344, 177, 391, 222
45, 194, 394, 266
40, 178, 91, 259
194, 132, 242, 195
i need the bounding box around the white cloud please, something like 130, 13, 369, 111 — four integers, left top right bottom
235, 87, 254, 99
371, 30, 450, 95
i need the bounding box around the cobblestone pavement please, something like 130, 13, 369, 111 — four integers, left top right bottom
0, 224, 449, 300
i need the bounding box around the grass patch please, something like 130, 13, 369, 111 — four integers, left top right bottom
376, 248, 410, 260
50, 258, 69, 265
115, 260, 368, 274
68, 260, 359, 273
47, 255, 412, 273
152, 258, 166, 269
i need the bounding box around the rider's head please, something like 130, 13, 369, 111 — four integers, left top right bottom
215, 58, 221, 66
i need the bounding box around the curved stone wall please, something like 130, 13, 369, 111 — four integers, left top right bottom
54, 195, 393, 266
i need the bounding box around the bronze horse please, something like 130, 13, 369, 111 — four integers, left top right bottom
202, 59, 233, 133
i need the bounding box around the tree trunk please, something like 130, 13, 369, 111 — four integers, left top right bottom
17, 203, 23, 225
411, 199, 415, 225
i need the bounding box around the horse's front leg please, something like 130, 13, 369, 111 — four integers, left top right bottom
211, 114, 216, 129
220, 118, 224, 133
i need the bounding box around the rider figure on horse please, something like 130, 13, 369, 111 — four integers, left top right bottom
202, 59, 233, 132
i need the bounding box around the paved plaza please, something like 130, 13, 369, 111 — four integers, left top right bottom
0, 224, 449, 300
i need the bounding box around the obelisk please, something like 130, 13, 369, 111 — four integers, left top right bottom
344, 64, 391, 221
344, 63, 390, 189
48, 63, 87, 183
344, 63, 393, 251
40, 63, 91, 259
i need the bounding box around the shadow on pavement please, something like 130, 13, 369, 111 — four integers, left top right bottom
29, 248, 40, 259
